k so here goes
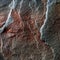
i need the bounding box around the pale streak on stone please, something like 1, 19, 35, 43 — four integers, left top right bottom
40, 0, 55, 38
40, 0, 60, 39
0, 0, 17, 33
40, 0, 60, 60
19, 0, 23, 10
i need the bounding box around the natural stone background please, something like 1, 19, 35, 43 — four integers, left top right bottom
0, 0, 54, 60
40, 0, 60, 60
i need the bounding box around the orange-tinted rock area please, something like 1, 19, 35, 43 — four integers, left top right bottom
0, 0, 54, 60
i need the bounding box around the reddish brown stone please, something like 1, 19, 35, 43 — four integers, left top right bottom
0, 0, 53, 60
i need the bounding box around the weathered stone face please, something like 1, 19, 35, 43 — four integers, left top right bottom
0, 0, 54, 60
40, 0, 60, 60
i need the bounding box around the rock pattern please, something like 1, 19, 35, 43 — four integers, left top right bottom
0, 0, 54, 60
40, 0, 60, 60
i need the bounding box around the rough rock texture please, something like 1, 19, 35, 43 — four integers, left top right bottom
0, 0, 54, 60
40, 0, 60, 60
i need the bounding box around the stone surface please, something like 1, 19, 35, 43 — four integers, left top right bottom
40, 0, 60, 60
0, 0, 54, 60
